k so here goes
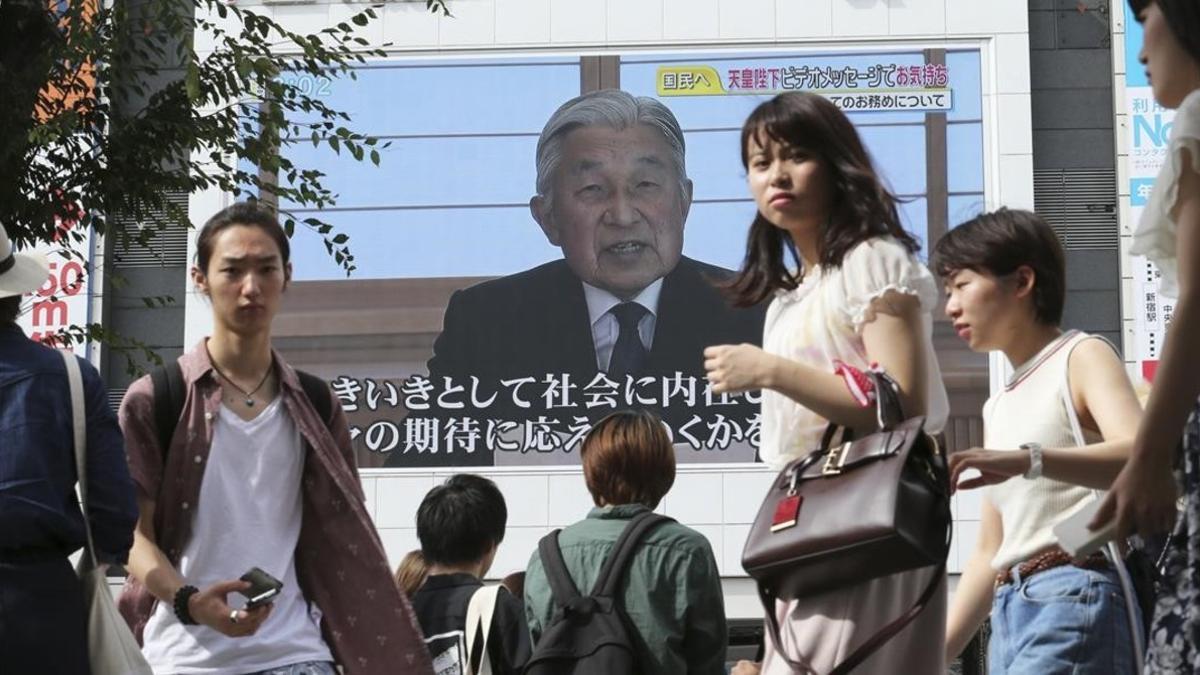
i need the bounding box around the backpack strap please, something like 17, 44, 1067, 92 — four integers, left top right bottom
465, 584, 502, 675
296, 369, 334, 428
151, 360, 186, 460
591, 511, 672, 598
537, 530, 583, 609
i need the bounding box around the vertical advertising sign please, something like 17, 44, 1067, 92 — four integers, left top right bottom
1124, 3, 1174, 381
15, 214, 94, 357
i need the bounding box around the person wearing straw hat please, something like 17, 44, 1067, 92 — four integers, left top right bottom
0, 222, 139, 674
0, 225, 51, 302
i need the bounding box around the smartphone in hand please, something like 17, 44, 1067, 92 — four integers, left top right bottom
1054, 499, 1117, 558
239, 567, 283, 609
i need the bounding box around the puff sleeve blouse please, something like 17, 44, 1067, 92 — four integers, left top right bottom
757, 236, 949, 469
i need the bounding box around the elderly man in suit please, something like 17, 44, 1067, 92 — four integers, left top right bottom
388, 89, 764, 467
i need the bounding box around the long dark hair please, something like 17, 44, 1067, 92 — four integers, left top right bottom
725, 92, 919, 307
1129, 0, 1200, 65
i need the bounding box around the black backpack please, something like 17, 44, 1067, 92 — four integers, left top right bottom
150, 360, 333, 454
524, 511, 671, 675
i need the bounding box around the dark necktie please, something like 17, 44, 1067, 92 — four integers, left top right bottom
607, 302, 649, 379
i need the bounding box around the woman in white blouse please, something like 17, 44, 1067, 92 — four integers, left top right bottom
705, 91, 948, 675
1094, 1, 1200, 671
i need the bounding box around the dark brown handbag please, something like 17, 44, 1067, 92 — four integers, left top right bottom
741, 370, 951, 674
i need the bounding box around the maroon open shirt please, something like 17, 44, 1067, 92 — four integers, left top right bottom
117, 341, 433, 674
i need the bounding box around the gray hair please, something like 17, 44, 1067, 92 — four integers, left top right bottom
534, 89, 688, 204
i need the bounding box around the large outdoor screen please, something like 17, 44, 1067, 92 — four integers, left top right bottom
232, 47, 986, 469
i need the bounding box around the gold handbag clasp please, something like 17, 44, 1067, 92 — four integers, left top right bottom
823, 441, 850, 476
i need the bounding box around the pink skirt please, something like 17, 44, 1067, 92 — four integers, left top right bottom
759, 565, 947, 675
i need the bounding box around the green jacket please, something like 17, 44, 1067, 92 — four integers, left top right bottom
524, 504, 727, 675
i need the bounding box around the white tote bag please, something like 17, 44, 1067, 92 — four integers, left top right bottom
61, 350, 154, 675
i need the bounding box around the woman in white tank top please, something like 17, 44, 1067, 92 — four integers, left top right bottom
932, 209, 1145, 674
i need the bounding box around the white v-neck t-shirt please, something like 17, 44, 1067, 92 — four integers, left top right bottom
142, 397, 333, 674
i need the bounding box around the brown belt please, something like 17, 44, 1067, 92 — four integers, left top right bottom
995, 547, 1109, 587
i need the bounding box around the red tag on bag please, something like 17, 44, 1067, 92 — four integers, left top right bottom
771, 494, 803, 532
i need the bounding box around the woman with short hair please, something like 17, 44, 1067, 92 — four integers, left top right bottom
522, 410, 727, 674
935, 208, 1144, 674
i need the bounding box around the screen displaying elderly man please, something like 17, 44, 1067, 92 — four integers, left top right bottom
389, 89, 765, 467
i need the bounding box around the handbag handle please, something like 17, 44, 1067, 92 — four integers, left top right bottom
870, 371, 905, 430
1058, 335, 1148, 665
61, 349, 99, 570
818, 370, 906, 452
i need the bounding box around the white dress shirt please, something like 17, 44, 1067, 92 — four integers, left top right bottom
581, 280, 662, 372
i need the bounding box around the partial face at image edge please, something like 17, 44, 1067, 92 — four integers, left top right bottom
532, 124, 692, 300
1138, 2, 1200, 108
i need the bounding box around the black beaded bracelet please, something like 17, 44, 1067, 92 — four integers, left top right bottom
173, 584, 199, 625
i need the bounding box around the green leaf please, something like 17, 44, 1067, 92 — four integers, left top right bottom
185, 59, 201, 102
4, 0, 377, 315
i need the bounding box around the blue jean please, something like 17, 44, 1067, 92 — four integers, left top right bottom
989, 564, 1138, 674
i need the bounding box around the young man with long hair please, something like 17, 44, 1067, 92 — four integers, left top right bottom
118, 202, 432, 675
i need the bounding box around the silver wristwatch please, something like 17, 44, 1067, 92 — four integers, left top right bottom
1021, 442, 1044, 479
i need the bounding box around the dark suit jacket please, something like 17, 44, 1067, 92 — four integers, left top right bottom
387, 257, 765, 466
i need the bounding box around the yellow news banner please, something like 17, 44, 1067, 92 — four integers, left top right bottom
655, 65, 953, 114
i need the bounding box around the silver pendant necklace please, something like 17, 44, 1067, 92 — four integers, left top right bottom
211, 361, 272, 407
